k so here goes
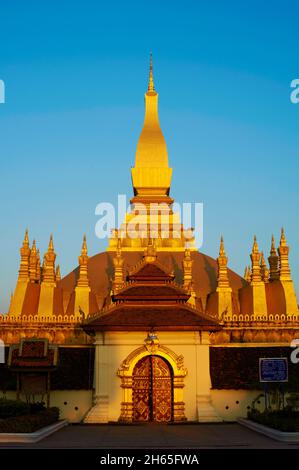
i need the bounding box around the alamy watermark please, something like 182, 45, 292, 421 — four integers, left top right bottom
291, 339, 299, 364
290, 79, 299, 104
0, 79, 5, 103
95, 195, 204, 248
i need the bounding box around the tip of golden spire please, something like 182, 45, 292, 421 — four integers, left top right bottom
280, 227, 287, 246
23, 228, 29, 245
270, 234, 276, 255
31, 239, 37, 254
56, 264, 61, 282
260, 251, 266, 266
219, 235, 225, 256
252, 235, 259, 253
81, 235, 88, 255
148, 52, 155, 92
48, 234, 54, 251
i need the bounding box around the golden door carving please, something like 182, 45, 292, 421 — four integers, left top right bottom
132, 355, 172, 422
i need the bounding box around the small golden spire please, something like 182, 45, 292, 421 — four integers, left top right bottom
24, 229, 29, 247
42, 235, 56, 283
219, 235, 225, 256
252, 235, 259, 253
280, 227, 287, 246
148, 52, 155, 92
268, 234, 279, 281
278, 227, 292, 280
81, 234, 88, 256
29, 240, 38, 282
260, 251, 269, 283
36, 249, 41, 282
113, 238, 124, 293
270, 234, 276, 255
244, 266, 251, 283
250, 235, 262, 283
77, 235, 89, 288
56, 264, 61, 282
217, 236, 230, 288
48, 234, 54, 252
18, 229, 31, 281
183, 247, 193, 290
31, 239, 36, 254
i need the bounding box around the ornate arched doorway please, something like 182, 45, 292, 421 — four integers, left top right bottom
132, 355, 172, 422
117, 341, 187, 423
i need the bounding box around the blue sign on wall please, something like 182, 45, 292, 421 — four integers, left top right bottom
259, 358, 288, 383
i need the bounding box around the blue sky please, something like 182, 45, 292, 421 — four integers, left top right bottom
0, 0, 298, 311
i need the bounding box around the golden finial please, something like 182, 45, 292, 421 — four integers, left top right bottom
280, 227, 287, 246
260, 251, 269, 283
23, 228, 29, 247
219, 235, 226, 256
184, 246, 191, 259
48, 234, 54, 252
148, 52, 155, 92
270, 234, 276, 255
144, 238, 157, 262
56, 264, 61, 282
31, 239, 36, 254
252, 235, 259, 253
81, 234, 88, 256
244, 265, 251, 282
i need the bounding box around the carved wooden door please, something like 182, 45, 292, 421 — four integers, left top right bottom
152, 356, 172, 422
132, 355, 172, 422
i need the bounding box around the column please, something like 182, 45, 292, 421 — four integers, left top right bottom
195, 331, 221, 422
84, 333, 109, 423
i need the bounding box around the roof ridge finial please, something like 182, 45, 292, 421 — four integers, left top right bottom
148, 52, 155, 92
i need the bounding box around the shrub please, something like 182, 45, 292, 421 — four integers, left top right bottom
0, 399, 29, 419
248, 408, 299, 432
0, 407, 60, 433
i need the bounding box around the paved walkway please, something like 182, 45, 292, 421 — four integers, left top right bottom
1, 423, 299, 449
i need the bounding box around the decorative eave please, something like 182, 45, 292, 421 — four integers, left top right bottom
82, 301, 221, 333
113, 281, 190, 302
127, 258, 175, 282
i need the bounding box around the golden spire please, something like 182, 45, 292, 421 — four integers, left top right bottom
278, 227, 292, 280
250, 235, 262, 283
113, 236, 124, 293
260, 252, 269, 283
18, 229, 31, 281
270, 234, 276, 255
148, 52, 154, 92
29, 240, 38, 282
183, 247, 193, 290
48, 234, 54, 252
219, 235, 225, 256
131, 55, 172, 201
268, 234, 279, 281
42, 234, 56, 284
77, 235, 89, 287
217, 236, 230, 288
244, 266, 251, 283
36, 249, 41, 282
81, 234, 88, 256
55, 264, 61, 282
